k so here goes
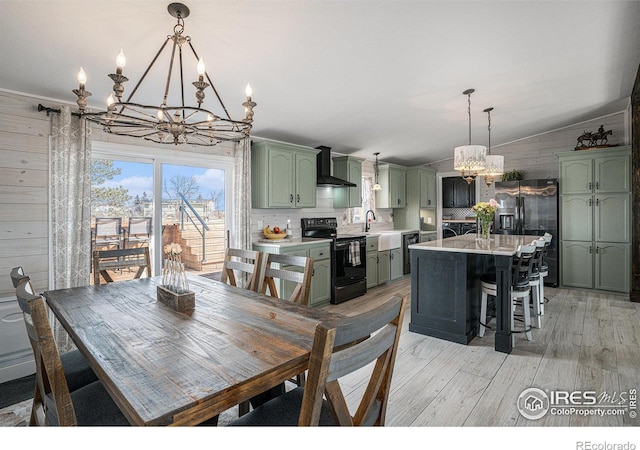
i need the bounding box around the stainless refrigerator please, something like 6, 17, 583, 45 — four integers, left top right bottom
493, 179, 558, 286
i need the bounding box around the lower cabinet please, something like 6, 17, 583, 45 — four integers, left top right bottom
366, 251, 379, 289
378, 250, 390, 285
420, 232, 437, 243
561, 241, 630, 292
390, 248, 403, 281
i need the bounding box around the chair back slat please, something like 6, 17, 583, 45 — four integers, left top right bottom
260, 253, 313, 305
95, 217, 121, 238
220, 248, 262, 291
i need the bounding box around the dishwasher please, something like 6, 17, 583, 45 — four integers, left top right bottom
402, 232, 420, 274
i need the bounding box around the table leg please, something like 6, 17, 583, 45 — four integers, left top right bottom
494, 254, 512, 354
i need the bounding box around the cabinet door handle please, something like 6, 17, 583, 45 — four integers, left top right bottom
290, 194, 294, 203
312, 268, 315, 276
595, 181, 599, 190
297, 194, 300, 203
595, 198, 599, 206
588, 198, 592, 207
595, 246, 600, 253
589, 246, 592, 254
428, 199, 431, 205
588, 182, 592, 190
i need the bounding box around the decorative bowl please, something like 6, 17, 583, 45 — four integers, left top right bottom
263, 232, 287, 240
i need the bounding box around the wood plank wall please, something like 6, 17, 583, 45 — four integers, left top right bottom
425, 111, 629, 178
0, 92, 50, 296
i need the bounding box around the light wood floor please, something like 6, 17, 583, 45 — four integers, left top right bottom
2, 275, 639, 427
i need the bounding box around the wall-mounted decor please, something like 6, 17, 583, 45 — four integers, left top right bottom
575, 125, 616, 150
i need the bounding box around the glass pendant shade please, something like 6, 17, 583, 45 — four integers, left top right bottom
373, 183, 382, 191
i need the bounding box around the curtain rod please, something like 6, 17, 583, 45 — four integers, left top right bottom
37, 103, 82, 117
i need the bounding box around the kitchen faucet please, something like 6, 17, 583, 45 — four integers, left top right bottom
365, 210, 376, 232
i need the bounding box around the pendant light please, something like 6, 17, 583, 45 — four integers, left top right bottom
482, 107, 504, 187
373, 152, 382, 191
454, 89, 486, 184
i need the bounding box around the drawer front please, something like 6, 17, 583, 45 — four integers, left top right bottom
309, 246, 330, 261
366, 239, 379, 252
282, 249, 308, 258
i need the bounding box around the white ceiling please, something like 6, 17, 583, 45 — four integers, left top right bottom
1, 1, 639, 166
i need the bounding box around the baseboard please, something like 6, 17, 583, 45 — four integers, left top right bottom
0, 359, 35, 384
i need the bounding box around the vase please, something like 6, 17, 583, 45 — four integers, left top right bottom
158, 254, 194, 311
477, 218, 492, 241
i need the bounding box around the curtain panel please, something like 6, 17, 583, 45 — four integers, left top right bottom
50, 106, 92, 350
233, 138, 252, 288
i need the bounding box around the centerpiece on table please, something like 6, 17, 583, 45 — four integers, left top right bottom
472, 199, 498, 242
157, 243, 195, 311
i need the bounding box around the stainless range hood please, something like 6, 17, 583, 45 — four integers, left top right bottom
315, 146, 357, 187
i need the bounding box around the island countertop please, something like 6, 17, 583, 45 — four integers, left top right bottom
409, 234, 542, 256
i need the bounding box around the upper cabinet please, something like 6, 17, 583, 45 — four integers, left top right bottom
394, 166, 437, 231
560, 150, 631, 194
332, 156, 363, 208
442, 176, 475, 208
375, 164, 406, 208
251, 140, 318, 208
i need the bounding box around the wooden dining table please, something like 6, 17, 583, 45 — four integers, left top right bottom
44, 274, 340, 426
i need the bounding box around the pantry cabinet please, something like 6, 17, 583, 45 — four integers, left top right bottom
559, 146, 631, 292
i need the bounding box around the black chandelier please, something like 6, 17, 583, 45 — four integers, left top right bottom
72, 3, 256, 146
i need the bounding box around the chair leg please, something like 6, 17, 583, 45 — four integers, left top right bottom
479, 290, 488, 337
523, 292, 532, 341
539, 279, 545, 315
531, 281, 542, 329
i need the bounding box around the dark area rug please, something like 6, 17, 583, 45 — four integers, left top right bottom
0, 374, 34, 409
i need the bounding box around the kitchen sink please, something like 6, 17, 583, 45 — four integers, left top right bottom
377, 232, 401, 251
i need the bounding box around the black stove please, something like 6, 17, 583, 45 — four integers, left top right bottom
301, 218, 367, 304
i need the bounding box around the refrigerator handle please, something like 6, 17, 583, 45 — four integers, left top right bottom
520, 196, 525, 231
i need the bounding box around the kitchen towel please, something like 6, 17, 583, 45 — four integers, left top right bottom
350, 241, 361, 266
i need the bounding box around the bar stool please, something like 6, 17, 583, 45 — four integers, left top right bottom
528, 238, 546, 328
479, 243, 536, 342
539, 232, 553, 314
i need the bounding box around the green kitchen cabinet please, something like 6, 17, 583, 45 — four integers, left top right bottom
561, 241, 631, 292
366, 236, 379, 289
560, 148, 630, 195
332, 156, 363, 208
375, 164, 406, 208
390, 248, 403, 281
252, 241, 331, 307
559, 146, 631, 293
378, 250, 390, 285
595, 243, 630, 292
394, 166, 438, 232
251, 140, 318, 208
561, 241, 593, 289
420, 169, 437, 208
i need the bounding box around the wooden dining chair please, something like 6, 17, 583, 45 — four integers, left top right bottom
220, 248, 262, 291
11, 267, 98, 406
16, 282, 129, 426
229, 293, 408, 426
93, 247, 151, 285
259, 253, 314, 306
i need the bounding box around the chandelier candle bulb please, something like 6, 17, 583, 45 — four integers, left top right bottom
77, 68, 87, 87
197, 57, 205, 77
245, 83, 253, 99
116, 49, 126, 72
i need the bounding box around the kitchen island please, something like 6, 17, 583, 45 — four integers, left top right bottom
408, 234, 541, 354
